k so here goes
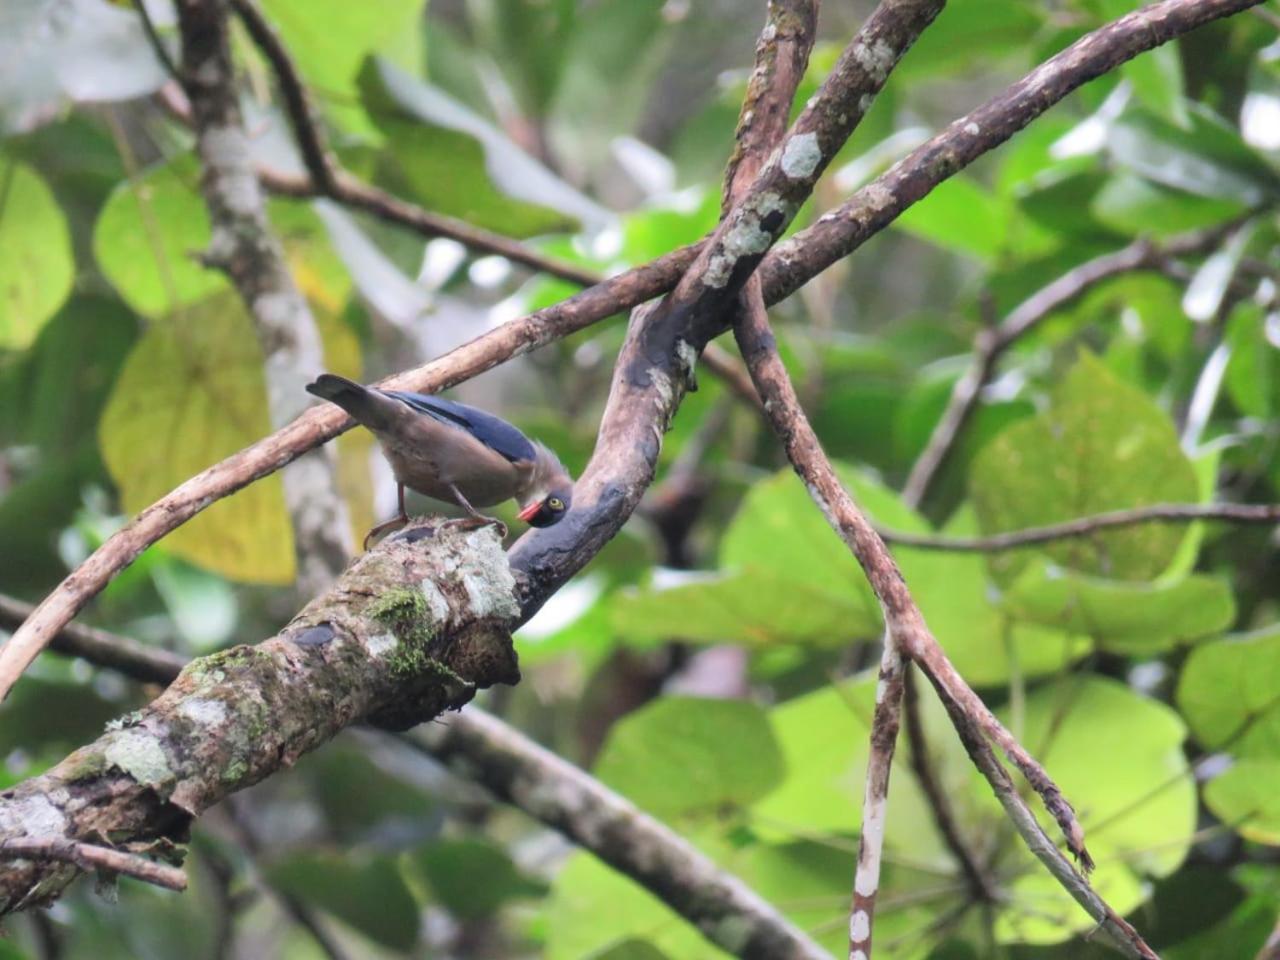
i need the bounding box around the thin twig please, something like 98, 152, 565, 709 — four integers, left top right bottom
879, 502, 1280, 552
902, 224, 1238, 508
218, 0, 602, 288
902, 670, 995, 903
0, 838, 186, 892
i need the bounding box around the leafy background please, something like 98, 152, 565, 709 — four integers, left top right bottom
1, 0, 1280, 957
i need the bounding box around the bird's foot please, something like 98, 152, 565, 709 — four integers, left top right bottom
363, 513, 410, 551
445, 515, 508, 540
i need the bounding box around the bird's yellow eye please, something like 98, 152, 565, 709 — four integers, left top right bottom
548, 497, 564, 511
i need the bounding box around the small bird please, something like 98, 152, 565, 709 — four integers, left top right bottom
306, 373, 573, 548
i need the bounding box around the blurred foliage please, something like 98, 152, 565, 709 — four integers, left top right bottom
1, 0, 1280, 958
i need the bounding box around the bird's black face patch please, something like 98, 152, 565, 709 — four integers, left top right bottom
526, 490, 571, 527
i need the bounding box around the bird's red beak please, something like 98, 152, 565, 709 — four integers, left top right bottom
517, 501, 542, 523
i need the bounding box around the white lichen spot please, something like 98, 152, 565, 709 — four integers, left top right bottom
850, 909, 871, 942
419, 578, 451, 624
675, 338, 698, 380
0, 794, 66, 837
703, 253, 735, 289
761, 22, 777, 41
365, 632, 399, 657
859, 94, 874, 114
104, 729, 171, 789
651, 367, 676, 410
780, 132, 822, 180
875, 675, 888, 705
852, 951, 869, 960
178, 698, 227, 728
860, 182, 895, 212
964, 121, 980, 135
852, 38, 896, 82
201, 127, 259, 216
252, 291, 295, 331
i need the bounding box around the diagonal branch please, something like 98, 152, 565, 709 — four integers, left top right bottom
0, 0, 1260, 702
731, 282, 1162, 959
176, 0, 352, 594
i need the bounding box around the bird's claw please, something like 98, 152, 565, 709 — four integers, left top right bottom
363, 514, 410, 551
445, 515, 508, 539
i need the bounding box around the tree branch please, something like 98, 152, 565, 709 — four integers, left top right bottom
0, 838, 187, 893
0, 0, 1259, 702
217, 0, 603, 289
12, 585, 832, 960
727, 274, 1167, 957
0, 521, 520, 913
176, 0, 352, 594
902, 223, 1242, 507
879, 502, 1280, 551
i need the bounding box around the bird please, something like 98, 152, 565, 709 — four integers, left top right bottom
306, 373, 573, 548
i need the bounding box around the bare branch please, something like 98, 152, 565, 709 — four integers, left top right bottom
0, 594, 185, 686
879, 502, 1280, 552
0, 838, 187, 893
901, 669, 994, 903
902, 223, 1243, 507
732, 281, 1122, 956
176, 0, 352, 595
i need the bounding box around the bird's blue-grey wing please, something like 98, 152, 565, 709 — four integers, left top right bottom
382, 391, 536, 464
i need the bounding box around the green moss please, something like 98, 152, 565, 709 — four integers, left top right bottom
62, 748, 109, 783
368, 587, 439, 677
222, 757, 249, 784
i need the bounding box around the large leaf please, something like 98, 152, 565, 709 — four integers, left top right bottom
1177, 624, 1280, 755
93, 154, 223, 319
0, 0, 167, 135
1001, 562, 1236, 655
257, 0, 424, 133
99, 295, 296, 584
1203, 760, 1280, 845
593, 697, 784, 819
408, 837, 546, 920
359, 57, 608, 237
970, 351, 1198, 584
0, 158, 74, 348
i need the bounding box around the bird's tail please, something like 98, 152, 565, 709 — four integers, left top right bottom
306, 373, 400, 432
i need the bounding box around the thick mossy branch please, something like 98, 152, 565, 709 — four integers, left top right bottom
0, 521, 519, 914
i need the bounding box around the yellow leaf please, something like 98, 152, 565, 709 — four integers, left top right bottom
100, 295, 296, 584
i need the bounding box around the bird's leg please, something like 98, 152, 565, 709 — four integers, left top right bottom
445, 483, 507, 539
363, 483, 410, 550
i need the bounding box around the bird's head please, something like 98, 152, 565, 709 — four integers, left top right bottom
517, 444, 573, 528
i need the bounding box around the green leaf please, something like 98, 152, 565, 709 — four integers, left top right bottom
892, 0, 1044, 79
98, 295, 296, 584
901, 510, 1090, 685
1224, 303, 1278, 419
1107, 105, 1279, 203
1091, 172, 1247, 236
545, 853, 730, 960
720, 466, 926, 633
893, 176, 1011, 260
359, 57, 606, 236
408, 838, 546, 920
610, 567, 880, 649
1177, 624, 1280, 755
1121, 43, 1189, 129
266, 851, 420, 951
593, 697, 784, 819
969, 351, 1198, 584
93, 154, 224, 319
1204, 760, 1280, 845
0, 158, 73, 348
1000, 562, 1235, 654
257, 0, 424, 133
